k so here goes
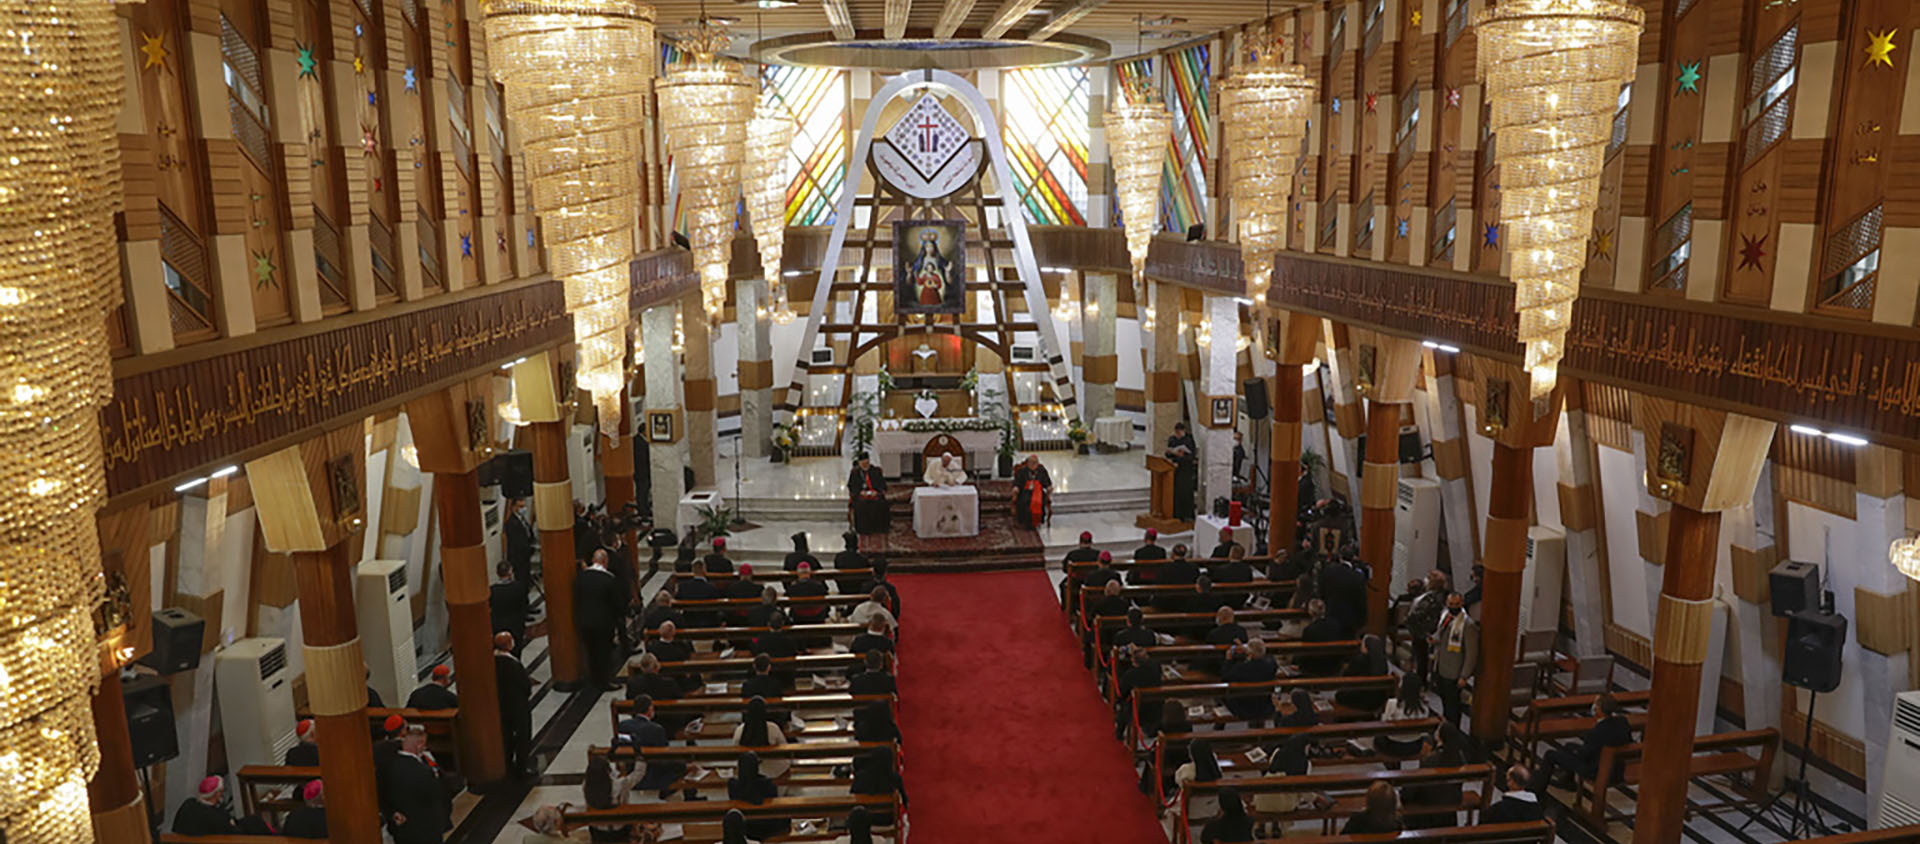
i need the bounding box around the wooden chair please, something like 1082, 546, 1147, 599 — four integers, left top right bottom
1505, 662, 1541, 709
1555, 654, 1614, 695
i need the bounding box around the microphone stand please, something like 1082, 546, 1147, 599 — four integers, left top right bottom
730, 435, 748, 528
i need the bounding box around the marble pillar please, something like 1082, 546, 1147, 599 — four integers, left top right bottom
1082, 272, 1118, 424
642, 302, 684, 525
1146, 282, 1182, 451
1199, 296, 1238, 512
736, 275, 773, 458
682, 294, 717, 490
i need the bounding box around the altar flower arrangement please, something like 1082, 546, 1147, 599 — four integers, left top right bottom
914, 388, 938, 403
1067, 417, 1091, 446
960, 367, 979, 393
877, 366, 897, 393
899, 418, 1000, 433
771, 421, 796, 462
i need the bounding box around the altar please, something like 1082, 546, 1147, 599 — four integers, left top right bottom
870, 419, 999, 478
912, 485, 979, 538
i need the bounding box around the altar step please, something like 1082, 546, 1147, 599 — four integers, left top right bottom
734, 484, 1148, 523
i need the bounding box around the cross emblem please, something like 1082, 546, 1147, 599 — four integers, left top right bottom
918, 116, 942, 152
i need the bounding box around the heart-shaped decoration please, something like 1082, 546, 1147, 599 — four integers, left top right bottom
914, 395, 938, 418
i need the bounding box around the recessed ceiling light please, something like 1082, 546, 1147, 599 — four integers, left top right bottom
745, 0, 798, 7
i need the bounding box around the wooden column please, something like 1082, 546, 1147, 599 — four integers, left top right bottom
1350, 331, 1422, 635
404, 378, 509, 786
512, 352, 582, 685
244, 428, 383, 840
682, 293, 717, 491
1468, 359, 1564, 743
432, 468, 508, 784
602, 386, 637, 545
1629, 401, 1775, 844
88, 671, 151, 844
1266, 311, 1319, 556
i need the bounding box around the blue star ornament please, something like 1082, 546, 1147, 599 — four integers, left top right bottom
403, 66, 418, 93
460, 233, 473, 257
1482, 223, 1500, 249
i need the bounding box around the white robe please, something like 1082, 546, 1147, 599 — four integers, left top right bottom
923, 456, 968, 487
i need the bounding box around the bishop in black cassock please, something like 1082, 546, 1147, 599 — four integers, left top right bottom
848, 454, 890, 534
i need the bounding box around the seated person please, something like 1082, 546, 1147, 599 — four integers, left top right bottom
1373, 674, 1434, 759
283, 780, 328, 839
727, 752, 791, 840
1084, 579, 1134, 666
752, 611, 800, 659
1201, 786, 1253, 844
857, 558, 901, 619
725, 564, 765, 626
583, 753, 645, 842
1331, 634, 1391, 712
851, 747, 908, 825
1252, 735, 1317, 818
1111, 607, 1158, 652
1190, 576, 1238, 616
1082, 551, 1123, 591
1203, 606, 1249, 646
1402, 725, 1467, 828
783, 532, 820, 571
1208, 544, 1254, 584
1533, 692, 1633, 790
1220, 638, 1278, 722
702, 537, 733, 574
785, 562, 832, 625
1208, 527, 1242, 562
1174, 739, 1224, 824
832, 531, 864, 570
646, 620, 694, 664
854, 700, 900, 744
642, 590, 684, 632
849, 649, 897, 696
850, 616, 895, 656
1154, 545, 1200, 608
1112, 644, 1162, 739
850, 586, 899, 634
732, 697, 791, 777
742, 652, 785, 700
407, 664, 458, 709
1134, 529, 1168, 565
1142, 699, 1196, 795
173, 776, 236, 835
1276, 689, 1320, 727
615, 695, 687, 796
924, 451, 970, 486
1482, 765, 1546, 823
1341, 782, 1404, 835
624, 653, 682, 707
285, 718, 320, 767
673, 570, 723, 628
1063, 530, 1102, 569
1294, 599, 1347, 676
744, 586, 781, 629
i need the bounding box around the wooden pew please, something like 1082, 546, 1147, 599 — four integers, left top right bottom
1128, 675, 1398, 744
1109, 640, 1364, 699
1784, 824, 1920, 843
1178, 764, 1495, 840
674, 594, 870, 612
644, 622, 864, 643
654, 652, 864, 678
1073, 580, 1298, 623
557, 792, 899, 834
610, 692, 895, 736
1059, 555, 1284, 611
232, 765, 322, 816
592, 740, 890, 766
159, 837, 307, 844
1090, 608, 1308, 669
1273, 820, 1556, 843
671, 567, 873, 583
1149, 718, 1444, 805
1581, 728, 1780, 826
1506, 689, 1651, 765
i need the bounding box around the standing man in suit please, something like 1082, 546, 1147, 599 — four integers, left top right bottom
574, 549, 626, 690
1320, 554, 1370, 633
489, 561, 530, 652
494, 632, 533, 778
504, 497, 535, 586
385, 726, 452, 844
407, 664, 458, 710
1430, 592, 1478, 726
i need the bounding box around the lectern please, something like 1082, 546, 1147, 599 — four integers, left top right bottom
1136, 455, 1190, 533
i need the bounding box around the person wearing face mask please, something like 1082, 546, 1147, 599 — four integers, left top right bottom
1533, 692, 1633, 791
1428, 591, 1477, 726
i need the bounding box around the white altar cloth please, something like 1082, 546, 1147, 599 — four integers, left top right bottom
871, 421, 1000, 477
1197, 514, 1253, 553
912, 485, 979, 538
1094, 416, 1133, 448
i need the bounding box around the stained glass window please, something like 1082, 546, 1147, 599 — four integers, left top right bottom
762, 66, 847, 226
1117, 46, 1211, 235
1002, 66, 1090, 226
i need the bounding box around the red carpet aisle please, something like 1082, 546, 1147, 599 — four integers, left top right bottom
892, 570, 1168, 844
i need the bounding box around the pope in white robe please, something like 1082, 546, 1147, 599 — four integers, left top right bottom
923, 452, 968, 487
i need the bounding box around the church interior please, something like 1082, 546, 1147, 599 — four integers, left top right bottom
11, 0, 1920, 842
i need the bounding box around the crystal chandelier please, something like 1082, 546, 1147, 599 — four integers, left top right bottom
1894, 537, 1920, 582
0, 0, 130, 838
481, 0, 654, 431
1477, 0, 1642, 401
1104, 74, 1170, 301
658, 23, 752, 326
1221, 26, 1314, 316
744, 101, 795, 324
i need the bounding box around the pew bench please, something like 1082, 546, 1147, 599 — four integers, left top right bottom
647, 623, 865, 643
611, 692, 895, 736
1150, 718, 1444, 804
1580, 728, 1780, 826
1074, 579, 1299, 621
556, 793, 899, 837
592, 741, 891, 766
232, 765, 322, 816
1506, 690, 1650, 763
1178, 764, 1494, 840
1128, 675, 1397, 745
672, 567, 873, 583
1060, 556, 1282, 609
1091, 609, 1308, 669
1273, 820, 1556, 843
656, 652, 865, 681
160, 837, 308, 844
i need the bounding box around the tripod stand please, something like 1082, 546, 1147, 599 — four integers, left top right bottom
1739, 689, 1833, 838
729, 436, 749, 528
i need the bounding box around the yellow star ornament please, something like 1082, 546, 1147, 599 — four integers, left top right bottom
139, 32, 168, 71
1410, 9, 1422, 27
1867, 29, 1898, 68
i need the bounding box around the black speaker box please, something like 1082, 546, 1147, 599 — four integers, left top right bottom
1769, 560, 1820, 617
1398, 430, 1424, 464
1186, 223, 1206, 242
140, 608, 205, 675
122, 674, 179, 768
494, 449, 534, 498
1242, 378, 1270, 421
1783, 610, 1846, 693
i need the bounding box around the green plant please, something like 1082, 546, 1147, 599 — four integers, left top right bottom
848, 389, 880, 456
771, 421, 796, 458
1066, 417, 1090, 445
876, 366, 896, 394
694, 502, 738, 540
959, 367, 979, 393
980, 387, 1020, 459
1298, 447, 1326, 504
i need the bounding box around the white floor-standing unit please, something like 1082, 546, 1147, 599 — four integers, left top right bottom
214, 637, 299, 769
356, 558, 417, 706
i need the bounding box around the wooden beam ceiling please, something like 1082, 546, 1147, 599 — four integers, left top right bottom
1029, 0, 1107, 40
822, 0, 856, 38
932, 0, 978, 38
883, 0, 910, 38
980, 0, 1046, 39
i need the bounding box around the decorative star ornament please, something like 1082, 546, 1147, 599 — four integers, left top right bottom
1482, 222, 1500, 249
527, 228, 537, 247
1331, 97, 1342, 115
361, 126, 379, 156
354, 23, 364, 37
296, 44, 318, 79
1395, 218, 1409, 238
460, 233, 473, 257
367, 91, 378, 107
403, 66, 418, 93
140, 32, 168, 71
1737, 233, 1768, 270
252, 249, 278, 287
1410, 9, 1422, 27
353, 55, 366, 75
1590, 228, 1615, 260
497, 232, 508, 253
1867, 29, 1899, 68
1365, 93, 1379, 113
1675, 61, 1702, 94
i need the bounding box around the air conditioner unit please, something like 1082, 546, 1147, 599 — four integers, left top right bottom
1518, 526, 1566, 640
810, 348, 833, 365
356, 559, 416, 708
215, 638, 298, 769
1010, 345, 1035, 362
1389, 477, 1441, 590
1877, 692, 1920, 827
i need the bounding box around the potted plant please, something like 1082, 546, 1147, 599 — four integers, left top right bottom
1299, 447, 1326, 505
770, 421, 796, 463
694, 502, 739, 541
848, 390, 879, 457
1067, 417, 1090, 453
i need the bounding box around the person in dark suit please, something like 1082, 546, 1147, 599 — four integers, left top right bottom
494, 632, 533, 777
742, 653, 785, 700
624, 652, 681, 703
859, 557, 901, 620
616, 695, 687, 797
1208, 527, 1241, 562
1133, 529, 1167, 566
832, 531, 863, 570
1221, 638, 1278, 723
1064, 531, 1102, 569
853, 700, 899, 744
172, 776, 236, 835
1402, 725, 1467, 828
385, 726, 452, 844
407, 664, 458, 710
1166, 422, 1199, 521
673, 568, 723, 629
1333, 634, 1392, 712
850, 747, 908, 825
783, 532, 819, 571
1204, 606, 1249, 645
744, 586, 780, 629
1112, 644, 1162, 739
642, 590, 684, 633
726, 752, 790, 839
752, 611, 799, 659
1296, 598, 1349, 676
489, 560, 530, 650
1082, 551, 1122, 591
1533, 693, 1633, 791
1191, 576, 1238, 616
284, 718, 320, 767
1154, 545, 1200, 610
1209, 545, 1254, 584
849, 649, 896, 695
702, 537, 734, 575
1319, 555, 1370, 633
1483, 765, 1546, 824
574, 550, 627, 690
724, 564, 764, 626
372, 713, 405, 815
1201, 786, 1254, 844
1084, 579, 1132, 666
504, 497, 535, 586
785, 562, 830, 625
645, 619, 695, 694
282, 780, 327, 839
1111, 607, 1157, 651
850, 616, 894, 656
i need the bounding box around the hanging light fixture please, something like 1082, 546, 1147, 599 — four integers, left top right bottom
658, 20, 752, 327
744, 99, 796, 324
481, 0, 654, 432
1894, 536, 1920, 582
0, 0, 132, 838
1477, 0, 1642, 401
1221, 23, 1314, 317
1104, 53, 1171, 303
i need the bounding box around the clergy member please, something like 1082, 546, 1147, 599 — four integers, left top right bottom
1012, 454, 1052, 529
1166, 422, 1198, 521
848, 453, 890, 534
923, 451, 968, 487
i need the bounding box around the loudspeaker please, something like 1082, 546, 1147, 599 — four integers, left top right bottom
494, 449, 534, 498
122, 674, 179, 767
140, 608, 205, 675
1242, 378, 1270, 421
1398, 430, 1424, 464
671, 231, 690, 250
1186, 224, 1206, 242
1783, 610, 1846, 693
1769, 560, 1820, 617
